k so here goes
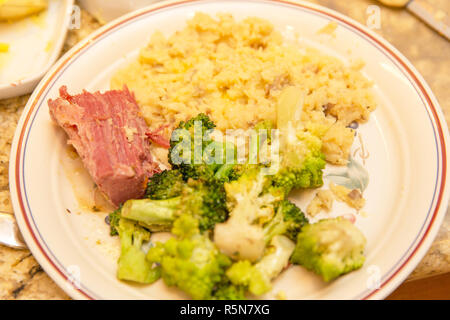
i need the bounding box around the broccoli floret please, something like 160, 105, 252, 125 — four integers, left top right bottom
271, 87, 326, 195
225, 235, 295, 296
169, 113, 219, 181
213, 141, 241, 183
212, 280, 246, 300
145, 170, 184, 199
263, 200, 309, 242
176, 113, 216, 133
115, 217, 160, 284
214, 167, 284, 262
225, 260, 271, 296
122, 177, 228, 233
213, 164, 237, 182
272, 149, 326, 195
290, 217, 366, 282
147, 215, 232, 300
216, 163, 259, 184
169, 113, 242, 183
181, 179, 228, 232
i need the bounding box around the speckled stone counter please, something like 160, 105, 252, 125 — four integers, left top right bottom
0, 0, 448, 299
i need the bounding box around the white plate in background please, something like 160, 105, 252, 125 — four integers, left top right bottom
78, 0, 162, 23
0, 0, 74, 99
9, 0, 450, 300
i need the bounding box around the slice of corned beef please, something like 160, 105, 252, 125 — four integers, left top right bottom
49, 85, 160, 207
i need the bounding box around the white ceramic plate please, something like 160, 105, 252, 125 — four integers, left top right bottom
0, 0, 74, 99
9, 0, 450, 300
78, 0, 163, 23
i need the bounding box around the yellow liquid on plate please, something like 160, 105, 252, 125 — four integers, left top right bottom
60, 146, 115, 214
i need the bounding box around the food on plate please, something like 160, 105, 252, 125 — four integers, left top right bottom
167, 113, 240, 183
306, 189, 334, 216
317, 21, 338, 36
0, 0, 48, 21
147, 214, 233, 300
111, 13, 376, 166
107, 111, 367, 299
121, 173, 228, 233
52, 13, 377, 300
270, 86, 327, 194
213, 167, 286, 262
225, 235, 295, 296
330, 182, 366, 210
48, 86, 160, 207
114, 216, 160, 284
290, 217, 366, 282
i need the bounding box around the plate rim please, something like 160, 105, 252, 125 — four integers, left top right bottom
9, 0, 450, 300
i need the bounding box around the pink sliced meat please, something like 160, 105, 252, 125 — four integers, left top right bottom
49, 86, 160, 207
146, 124, 170, 149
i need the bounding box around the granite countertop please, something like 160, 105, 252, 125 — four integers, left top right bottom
0, 0, 448, 300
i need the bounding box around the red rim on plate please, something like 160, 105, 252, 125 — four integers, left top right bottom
10, 0, 449, 300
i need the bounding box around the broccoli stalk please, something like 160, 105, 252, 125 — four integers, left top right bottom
121, 197, 179, 232
290, 217, 366, 282
255, 235, 296, 284
225, 235, 295, 296
214, 167, 284, 262
146, 214, 232, 300
116, 217, 160, 284
122, 178, 228, 233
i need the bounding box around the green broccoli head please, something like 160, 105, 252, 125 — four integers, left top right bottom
263, 200, 309, 242
180, 178, 228, 232
168, 113, 242, 183
272, 131, 326, 195
176, 113, 216, 133
272, 153, 326, 195
145, 170, 184, 200
290, 217, 366, 282
212, 141, 241, 183
116, 217, 160, 284
273, 86, 326, 195
225, 260, 271, 296
212, 281, 246, 300
147, 215, 232, 300
171, 212, 200, 239
169, 113, 219, 181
